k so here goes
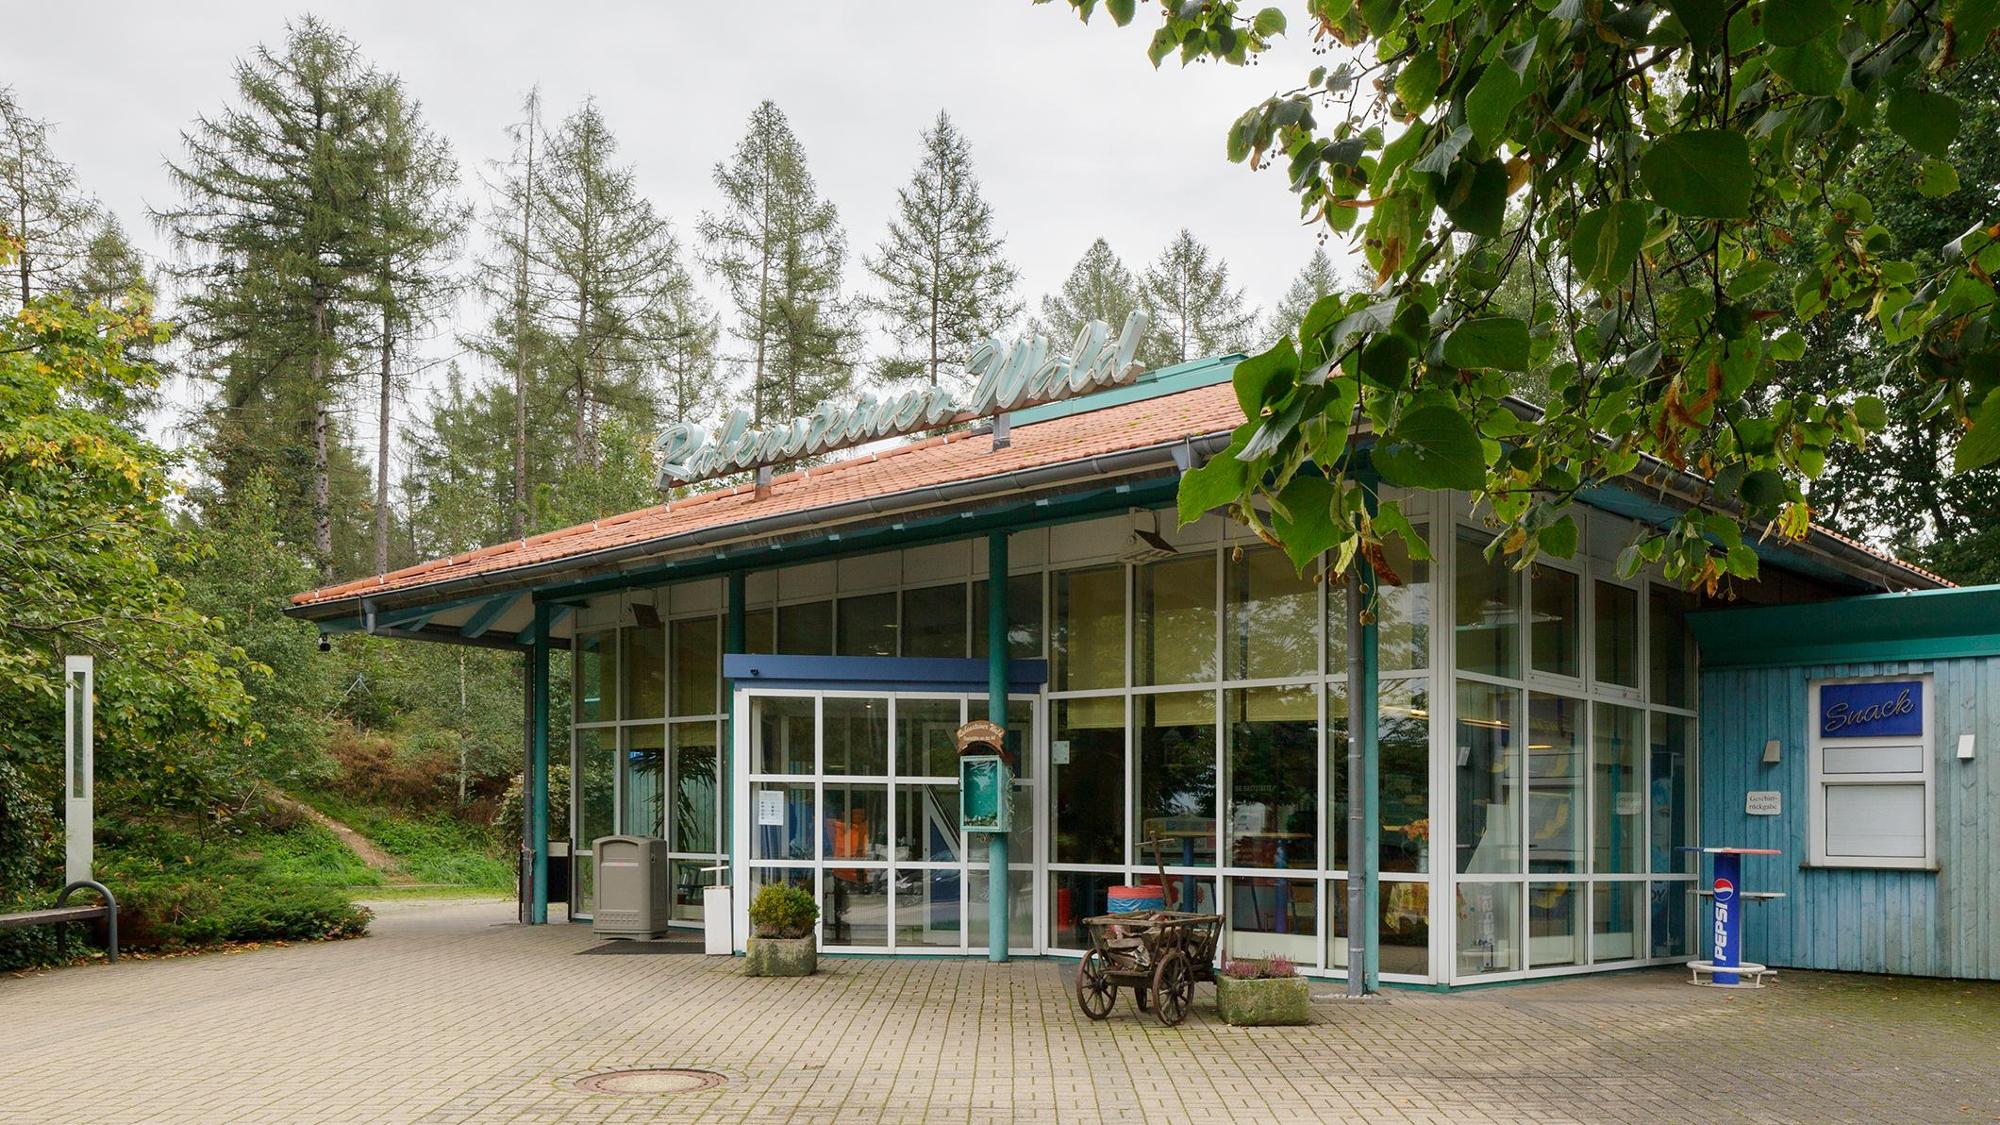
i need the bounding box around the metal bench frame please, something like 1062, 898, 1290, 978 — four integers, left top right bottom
0, 880, 118, 963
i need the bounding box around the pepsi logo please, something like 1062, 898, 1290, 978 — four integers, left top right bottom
1713, 877, 1736, 903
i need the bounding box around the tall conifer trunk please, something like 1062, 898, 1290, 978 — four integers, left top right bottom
374, 307, 393, 574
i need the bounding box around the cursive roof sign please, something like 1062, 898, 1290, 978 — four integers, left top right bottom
655, 311, 1151, 489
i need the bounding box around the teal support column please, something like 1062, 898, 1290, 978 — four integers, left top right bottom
1357, 531, 1382, 991
986, 533, 1010, 963
528, 599, 552, 925
724, 572, 746, 885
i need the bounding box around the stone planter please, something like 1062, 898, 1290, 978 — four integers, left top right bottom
744, 934, 817, 977
1215, 975, 1312, 1026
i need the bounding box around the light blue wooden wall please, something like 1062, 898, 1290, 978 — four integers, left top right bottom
1700, 658, 2000, 979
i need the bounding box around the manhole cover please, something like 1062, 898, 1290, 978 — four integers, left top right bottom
574, 1068, 726, 1095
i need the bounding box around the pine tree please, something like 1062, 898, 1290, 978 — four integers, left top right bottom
471, 89, 546, 541
699, 101, 857, 423
645, 280, 724, 430
156, 16, 396, 578
1138, 229, 1255, 369
1035, 237, 1138, 344
532, 99, 686, 467
865, 111, 1020, 389
1266, 246, 1341, 344
362, 83, 467, 575
0, 86, 100, 309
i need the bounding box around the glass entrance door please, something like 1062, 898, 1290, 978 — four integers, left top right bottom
734, 689, 1038, 955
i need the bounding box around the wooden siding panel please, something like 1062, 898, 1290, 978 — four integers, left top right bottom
1701, 658, 1995, 980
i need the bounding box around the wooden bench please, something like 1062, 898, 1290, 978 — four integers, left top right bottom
0, 880, 118, 963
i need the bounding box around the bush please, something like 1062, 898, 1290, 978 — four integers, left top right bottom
748, 883, 818, 939
219, 884, 371, 942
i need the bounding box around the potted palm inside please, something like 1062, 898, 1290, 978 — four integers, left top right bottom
1215, 955, 1312, 1026
744, 883, 819, 977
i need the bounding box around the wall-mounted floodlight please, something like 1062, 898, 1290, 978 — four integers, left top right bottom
1761, 739, 1781, 765
318, 634, 331, 653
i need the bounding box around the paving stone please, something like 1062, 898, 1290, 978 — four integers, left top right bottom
2, 897, 1997, 1123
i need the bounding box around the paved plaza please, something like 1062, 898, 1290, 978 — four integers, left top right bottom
3, 897, 1997, 1124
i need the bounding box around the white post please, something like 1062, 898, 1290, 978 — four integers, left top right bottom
63, 655, 94, 885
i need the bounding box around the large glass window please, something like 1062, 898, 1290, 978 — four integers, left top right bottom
777, 600, 833, 655
1376, 526, 1431, 673
896, 697, 962, 778
1528, 882, 1583, 968
1053, 567, 1123, 691
1529, 566, 1580, 678
744, 607, 776, 655
1455, 527, 1519, 677
1378, 681, 1430, 874
823, 697, 888, 775
1527, 694, 1583, 873
754, 696, 815, 775
1136, 691, 1216, 868
1649, 713, 1695, 874
1594, 582, 1640, 688
973, 573, 1044, 660
1052, 696, 1124, 865
1225, 686, 1316, 870
1593, 703, 1644, 873
1226, 547, 1317, 681
902, 584, 966, 658
1593, 881, 1640, 962
1456, 882, 1521, 976
836, 593, 897, 657
576, 728, 615, 849
621, 725, 665, 838
622, 624, 665, 719
1135, 555, 1216, 686
576, 631, 616, 722
1456, 682, 1521, 874
1649, 585, 1696, 707
671, 722, 719, 853
670, 617, 718, 717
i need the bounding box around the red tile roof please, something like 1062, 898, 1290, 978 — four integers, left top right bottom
292, 381, 1249, 608
292, 378, 1948, 610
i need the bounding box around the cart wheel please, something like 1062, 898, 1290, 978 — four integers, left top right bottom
1075, 950, 1115, 1020
1152, 950, 1194, 1027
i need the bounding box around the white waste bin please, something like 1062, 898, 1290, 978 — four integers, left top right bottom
702, 870, 732, 955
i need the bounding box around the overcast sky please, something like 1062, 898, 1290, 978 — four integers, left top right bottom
9, 1, 1355, 449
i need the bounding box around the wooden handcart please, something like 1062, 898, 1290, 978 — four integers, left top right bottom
1073, 909, 1222, 1026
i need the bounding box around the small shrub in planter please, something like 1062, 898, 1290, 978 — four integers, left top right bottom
1216, 955, 1312, 1026
744, 883, 819, 977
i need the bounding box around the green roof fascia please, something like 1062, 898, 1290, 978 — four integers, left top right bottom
1689, 584, 2000, 669
534, 476, 1184, 606
1011, 353, 1242, 427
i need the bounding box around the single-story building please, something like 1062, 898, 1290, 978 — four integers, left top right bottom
287, 325, 1995, 988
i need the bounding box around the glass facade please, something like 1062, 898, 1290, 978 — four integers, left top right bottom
565, 500, 1695, 983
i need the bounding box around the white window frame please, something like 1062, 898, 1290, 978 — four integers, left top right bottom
1807, 674, 1935, 871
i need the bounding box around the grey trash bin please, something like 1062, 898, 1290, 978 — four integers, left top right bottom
592, 835, 670, 939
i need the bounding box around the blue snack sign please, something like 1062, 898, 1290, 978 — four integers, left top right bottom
1819, 680, 1923, 739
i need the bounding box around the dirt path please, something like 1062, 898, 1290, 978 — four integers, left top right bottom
268, 791, 412, 883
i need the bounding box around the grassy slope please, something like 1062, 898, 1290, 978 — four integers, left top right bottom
296, 793, 515, 891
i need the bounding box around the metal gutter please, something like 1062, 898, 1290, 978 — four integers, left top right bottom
286, 432, 1236, 623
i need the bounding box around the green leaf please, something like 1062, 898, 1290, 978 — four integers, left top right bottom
1663, 0, 1728, 51
1272, 475, 1338, 571
1568, 200, 1649, 290
1252, 6, 1287, 36
1539, 514, 1580, 559
1853, 394, 1888, 429
1726, 260, 1782, 299
1370, 404, 1487, 490
1641, 131, 1753, 219
1231, 337, 1299, 417
1465, 63, 1524, 150
1954, 389, 2000, 472
1767, 39, 1847, 97
1763, 0, 1840, 47
1725, 543, 1761, 578
1371, 500, 1432, 562
1442, 159, 1507, 238
1441, 317, 1531, 370
1885, 89, 1962, 157
1953, 0, 2000, 45
1177, 426, 1253, 525
1394, 50, 1442, 116
1738, 467, 1788, 508
1106, 0, 1137, 25
1770, 330, 1806, 361
1918, 158, 1960, 198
